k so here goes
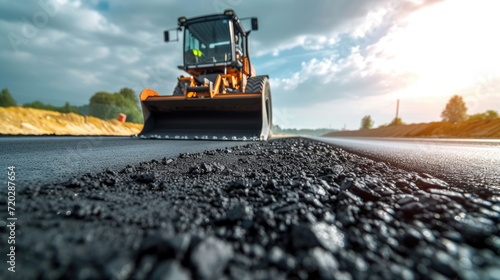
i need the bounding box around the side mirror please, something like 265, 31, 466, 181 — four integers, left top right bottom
164, 30, 170, 42
251, 18, 258, 31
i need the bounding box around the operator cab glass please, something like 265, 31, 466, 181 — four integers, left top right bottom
184, 19, 232, 65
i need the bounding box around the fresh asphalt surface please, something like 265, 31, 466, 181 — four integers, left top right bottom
1, 136, 499, 189
2, 136, 499, 279
312, 136, 500, 189
0, 136, 246, 188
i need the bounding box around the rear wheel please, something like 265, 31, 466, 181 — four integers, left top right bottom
246, 76, 272, 140
173, 82, 188, 96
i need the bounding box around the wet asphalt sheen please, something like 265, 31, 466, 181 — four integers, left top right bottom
1, 136, 499, 190
0, 136, 245, 188
312, 137, 500, 189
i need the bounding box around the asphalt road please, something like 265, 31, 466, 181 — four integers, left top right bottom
3, 136, 499, 191
0, 136, 246, 188
1, 136, 499, 279
3, 137, 499, 279
312, 137, 500, 189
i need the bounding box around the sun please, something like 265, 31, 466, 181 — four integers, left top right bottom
386, 0, 500, 99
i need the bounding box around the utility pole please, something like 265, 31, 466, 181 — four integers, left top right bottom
395, 99, 400, 126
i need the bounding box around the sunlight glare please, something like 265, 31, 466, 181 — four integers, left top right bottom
387, 0, 500, 99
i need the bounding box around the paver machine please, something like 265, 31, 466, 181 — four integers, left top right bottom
139, 9, 272, 140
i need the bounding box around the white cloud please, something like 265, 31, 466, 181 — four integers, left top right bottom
1, 0, 499, 130
68, 68, 101, 85
365, 0, 500, 101
352, 8, 389, 38
115, 47, 141, 64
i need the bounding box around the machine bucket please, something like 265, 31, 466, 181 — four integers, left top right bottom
139, 94, 266, 140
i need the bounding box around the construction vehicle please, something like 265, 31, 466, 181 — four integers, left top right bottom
139, 9, 272, 140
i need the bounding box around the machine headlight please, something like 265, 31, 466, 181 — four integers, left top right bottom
178, 17, 187, 26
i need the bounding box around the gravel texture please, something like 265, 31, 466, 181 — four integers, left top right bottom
1, 138, 500, 279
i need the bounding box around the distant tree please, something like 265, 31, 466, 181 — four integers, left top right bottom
23, 100, 58, 111
62, 102, 71, 113
89, 91, 117, 120
272, 124, 282, 133
360, 115, 374, 129
76, 104, 90, 115
389, 117, 405, 126
23, 100, 47, 110
441, 95, 467, 123
0, 88, 17, 107
467, 114, 482, 121
485, 110, 499, 120
269, 124, 335, 136
126, 109, 143, 124
115, 89, 142, 123
89, 89, 143, 123
118, 87, 139, 104
24, 100, 79, 114
468, 110, 499, 121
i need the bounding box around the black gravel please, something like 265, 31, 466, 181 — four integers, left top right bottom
1, 138, 499, 279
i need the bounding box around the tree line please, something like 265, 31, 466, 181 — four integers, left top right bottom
360, 95, 499, 129
272, 125, 336, 136
0, 88, 143, 123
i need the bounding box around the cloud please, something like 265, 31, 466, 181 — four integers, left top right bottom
1, 0, 182, 103
1, 0, 499, 130
266, 0, 500, 112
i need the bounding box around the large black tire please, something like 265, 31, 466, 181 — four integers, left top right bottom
173, 82, 187, 96
246, 76, 273, 140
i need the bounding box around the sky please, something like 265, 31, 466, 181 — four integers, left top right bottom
1, 0, 500, 130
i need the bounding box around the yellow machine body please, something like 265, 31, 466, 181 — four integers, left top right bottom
139, 10, 272, 140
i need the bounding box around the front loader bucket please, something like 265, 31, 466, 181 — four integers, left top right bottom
139, 92, 270, 140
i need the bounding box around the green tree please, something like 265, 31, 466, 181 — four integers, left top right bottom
272, 124, 282, 133
441, 95, 467, 123
89, 91, 117, 120
389, 117, 405, 126
89, 89, 143, 123
24, 100, 79, 114
120, 88, 142, 123
118, 87, 139, 104
0, 88, 17, 107
123, 108, 143, 124
23, 100, 48, 110
468, 113, 484, 121
62, 102, 71, 113
76, 104, 90, 115
485, 110, 499, 120
360, 115, 374, 129
468, 110, 499, 121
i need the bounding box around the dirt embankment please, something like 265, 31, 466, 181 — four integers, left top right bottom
326, 119, 500, 138
0, 107, 142, 136
3, 106, 499, 138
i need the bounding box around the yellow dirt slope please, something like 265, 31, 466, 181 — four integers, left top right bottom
326, 119, 500, 138
0, 107, 142, 136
